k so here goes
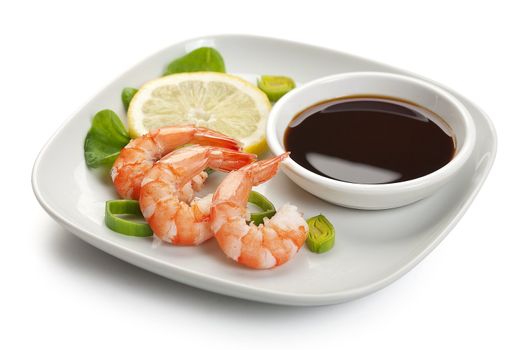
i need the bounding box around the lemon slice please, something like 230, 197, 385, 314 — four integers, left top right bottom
128, 72, 271, 154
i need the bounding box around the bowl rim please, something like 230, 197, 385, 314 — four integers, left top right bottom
266, 71, 477, 192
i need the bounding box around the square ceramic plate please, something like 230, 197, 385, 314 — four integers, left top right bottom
32, 35, 497, 306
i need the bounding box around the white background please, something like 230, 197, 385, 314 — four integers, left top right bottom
2, 0, 530, 348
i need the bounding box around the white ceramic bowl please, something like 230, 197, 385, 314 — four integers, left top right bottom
266, 72, 476, 209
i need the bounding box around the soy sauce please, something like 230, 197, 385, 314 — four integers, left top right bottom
283, 96, 455, 184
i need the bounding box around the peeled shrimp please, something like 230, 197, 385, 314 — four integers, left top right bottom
111, 125, 241, 199
139, 145, 256, 245
210, 153, 309, 269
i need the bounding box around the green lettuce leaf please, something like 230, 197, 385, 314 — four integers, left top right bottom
164, 47, 225, 76
84, 109, 131, 168
121, 87, 138, 111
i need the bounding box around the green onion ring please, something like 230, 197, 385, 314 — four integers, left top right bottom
105, 192, 275, 237
306, 214, 335, 253
105, 200, 153, 237
248, 191, 276, 225
257, 75, 296, 102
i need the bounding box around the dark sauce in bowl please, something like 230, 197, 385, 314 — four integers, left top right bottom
283, 96, 455, 184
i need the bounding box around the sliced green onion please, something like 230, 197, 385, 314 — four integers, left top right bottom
306, 214, 335, 253
257, 75, 296, 102
105, 200, 153, 237
248, 191, 276, 225
105, 192, 275, 236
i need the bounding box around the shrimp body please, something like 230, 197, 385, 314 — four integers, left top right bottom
111, 125, 241, 199
139, 145, 256, 245
210, 153, 309, 269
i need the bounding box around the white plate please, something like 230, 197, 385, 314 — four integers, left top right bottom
32, 35, 497, 306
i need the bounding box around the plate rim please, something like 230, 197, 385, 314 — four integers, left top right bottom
31, 34, 498, 305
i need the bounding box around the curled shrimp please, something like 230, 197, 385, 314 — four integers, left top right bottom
111, 125, 241, 199
210, 153, 309, 269
139, 145, 256, 245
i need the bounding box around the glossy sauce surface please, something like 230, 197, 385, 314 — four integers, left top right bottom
284, 97, 455, 184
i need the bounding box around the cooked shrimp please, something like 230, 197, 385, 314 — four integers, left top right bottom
139, 145, 256, 245
210, 153, 309, 269
111, 125, 242, 199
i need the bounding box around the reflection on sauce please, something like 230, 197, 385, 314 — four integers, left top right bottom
283, 96, 455, 184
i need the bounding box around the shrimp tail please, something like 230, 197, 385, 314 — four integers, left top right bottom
192, 127, 243, 151
248, 152, 290, 186
207, 148, 257, 172
151, 125, 242, 152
